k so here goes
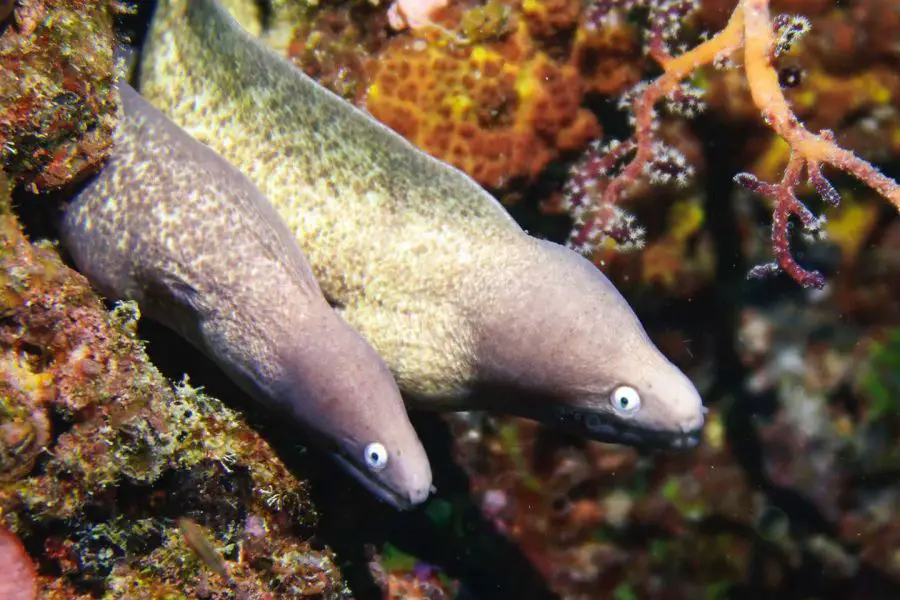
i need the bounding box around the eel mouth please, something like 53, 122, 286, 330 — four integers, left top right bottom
551, 408, 704, 450
331, 453, 417, 511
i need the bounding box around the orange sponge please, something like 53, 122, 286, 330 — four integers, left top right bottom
363, 22, 600, 189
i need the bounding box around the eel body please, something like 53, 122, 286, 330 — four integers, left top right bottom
59, 82, 433, 508
138, 0, 706, 448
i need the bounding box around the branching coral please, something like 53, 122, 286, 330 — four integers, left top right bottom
564, 0, 900, 289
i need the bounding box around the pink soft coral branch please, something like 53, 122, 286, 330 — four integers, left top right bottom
566, 0, 900, 289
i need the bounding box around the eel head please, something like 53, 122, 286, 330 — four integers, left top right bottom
473, 238, 706, 449
199, 305, 434, 510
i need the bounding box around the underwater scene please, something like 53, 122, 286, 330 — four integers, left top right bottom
2, 0, 900, 598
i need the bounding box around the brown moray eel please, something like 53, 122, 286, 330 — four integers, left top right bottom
59, 82, 433, 508
139, 0, 707, 448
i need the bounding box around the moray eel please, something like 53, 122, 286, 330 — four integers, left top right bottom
58, 82, 433, 508
138, 0, 707, 448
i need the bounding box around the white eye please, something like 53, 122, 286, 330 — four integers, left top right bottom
610, 385, 641, 415
364, 442, 388, 471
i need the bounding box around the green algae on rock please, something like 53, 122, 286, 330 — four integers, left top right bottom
0, 0, 122, 192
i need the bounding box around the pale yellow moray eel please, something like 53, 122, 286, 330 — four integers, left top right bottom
139, 0, 707, 448
59, 82, 432, 508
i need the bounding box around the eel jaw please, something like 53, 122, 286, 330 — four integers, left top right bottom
330, 453, 420, 511
549, 407, 704, 450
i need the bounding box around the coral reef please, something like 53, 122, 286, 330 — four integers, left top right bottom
368, 543, 460, 599
437, 306, 900, 598
1, 0, 899, 597
0, 0, 120, 192
562, 0, 900, 290
440, 409, 755, 598
273, 0, 640, 191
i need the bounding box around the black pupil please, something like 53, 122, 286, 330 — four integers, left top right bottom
370, 451, 380, 462
619, 396, 629, 407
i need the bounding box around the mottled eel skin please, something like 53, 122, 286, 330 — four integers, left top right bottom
139, 0, 706, 447
59, 83, 433, 508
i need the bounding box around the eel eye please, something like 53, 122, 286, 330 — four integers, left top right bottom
364, 442, 389, 471
610, 385, 641, 415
